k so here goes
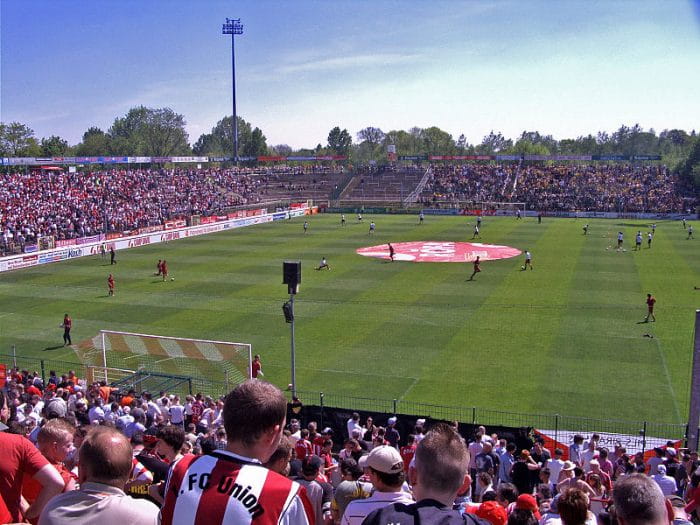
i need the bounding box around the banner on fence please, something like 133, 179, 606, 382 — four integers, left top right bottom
0, 363, 5, 388
535, 429, 682, 462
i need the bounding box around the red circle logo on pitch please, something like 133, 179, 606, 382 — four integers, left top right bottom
356, 242, 521, 263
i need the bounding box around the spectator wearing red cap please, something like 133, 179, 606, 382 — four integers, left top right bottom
466, 492, 508, 525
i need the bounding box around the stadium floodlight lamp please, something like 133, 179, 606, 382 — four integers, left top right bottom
221, 17, 244, 164
222, 18, 243, 35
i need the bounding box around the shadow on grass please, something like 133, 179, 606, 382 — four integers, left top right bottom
43, 345, 64, 351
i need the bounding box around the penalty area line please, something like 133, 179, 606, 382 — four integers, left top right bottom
399, 377, 420, 401
155, 356, 176, 364
653, 336, 682, 424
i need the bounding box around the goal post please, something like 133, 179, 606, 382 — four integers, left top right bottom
76, 330, 252, 395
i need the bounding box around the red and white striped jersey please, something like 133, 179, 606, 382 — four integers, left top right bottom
160, 449, 314, 525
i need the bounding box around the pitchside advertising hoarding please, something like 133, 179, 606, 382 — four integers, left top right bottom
0, 205, 307, 274
1, 154, 661, 166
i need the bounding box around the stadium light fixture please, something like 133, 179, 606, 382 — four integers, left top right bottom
222, 18, 243, 164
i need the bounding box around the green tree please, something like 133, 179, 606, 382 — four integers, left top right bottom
680, 136, 700, 191
40, 135, 70, 156
0, 122, 41, 156
271, 144, 292, 157
75, 127, 110, 156
327, 127, 352, 156
107, 106, 190, 156
512, 139, 550, 156
477, 131, 512, 154
192, 115, 267, 158
357, 126, 385, 146
384, 129, 422, 156
422, 126, 454, 155
456, 134, 468, 153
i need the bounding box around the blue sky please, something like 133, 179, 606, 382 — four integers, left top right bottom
1, 0, 699, 149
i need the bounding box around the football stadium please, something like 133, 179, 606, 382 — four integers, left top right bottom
1, 2, 700, 524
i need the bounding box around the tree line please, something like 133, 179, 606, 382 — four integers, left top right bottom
0, 106, 698, 189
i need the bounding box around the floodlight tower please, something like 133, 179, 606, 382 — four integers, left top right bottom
222, 17, 243, 164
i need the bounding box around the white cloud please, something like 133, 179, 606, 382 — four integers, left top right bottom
276, 53, 423, 75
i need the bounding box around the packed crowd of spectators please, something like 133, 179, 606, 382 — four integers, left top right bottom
421, 164, 516, 206
2, 366, 699, 525
421, 163, 695, 213
0, 165, 351, 256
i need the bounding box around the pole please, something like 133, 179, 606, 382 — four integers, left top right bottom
12, 344, 16, 368
290, 294, 296, 397
231, 33, 238, 164
687, 310, 700, 450
101, 331, 107, 380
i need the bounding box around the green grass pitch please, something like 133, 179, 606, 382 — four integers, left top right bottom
0, 214, 697, 424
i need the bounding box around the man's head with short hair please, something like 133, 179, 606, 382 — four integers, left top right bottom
557, 489, 590, 525
79, 426, 133, 488
223, 380, 286, 460
37, 418, 75, 463
156, 425, 186, 459
340, 458, 363, 480
613, 474, 671, 525
264, 438, 292, 476
414, 422, 469, 501
497, 483, 519, 505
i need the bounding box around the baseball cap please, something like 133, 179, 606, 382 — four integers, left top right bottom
45, 399, 67, 418
358, 445, 404, 474
387, 416, 397, 426
562, 460, 575, 471
467, 500, 507, 525
322, 427, 333, 434
657, 464, 666, 474
516, 494, 542, 519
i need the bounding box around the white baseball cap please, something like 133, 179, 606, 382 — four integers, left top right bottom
358, 445, 404, 474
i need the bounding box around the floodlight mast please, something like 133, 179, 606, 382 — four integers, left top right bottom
222, 18, 243, 165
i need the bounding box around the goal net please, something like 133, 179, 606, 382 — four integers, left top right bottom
75, 330, 252, 396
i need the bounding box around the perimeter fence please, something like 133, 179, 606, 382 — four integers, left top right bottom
2, 352, 693, 449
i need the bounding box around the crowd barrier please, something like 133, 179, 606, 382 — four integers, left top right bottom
1, 354, 694, 455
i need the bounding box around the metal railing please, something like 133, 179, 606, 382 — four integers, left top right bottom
2, 353, 693, 448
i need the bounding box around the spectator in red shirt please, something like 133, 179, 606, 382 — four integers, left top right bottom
0, 390, 64, 522
295, 428, 313, 460
400, 434, 417, 473
22, 419, 77, 519
251, 354, 262, 379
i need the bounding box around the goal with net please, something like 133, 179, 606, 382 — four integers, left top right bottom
75, 330, 252, 396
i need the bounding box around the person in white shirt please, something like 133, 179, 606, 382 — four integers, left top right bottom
651, 464, 677, 496
546, 448, 566, 483
580, 437, 599, 471
169, 395, 185, 427
341, 445, 413, 525
346, 412, 362, 438
88, 398, 105, 424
